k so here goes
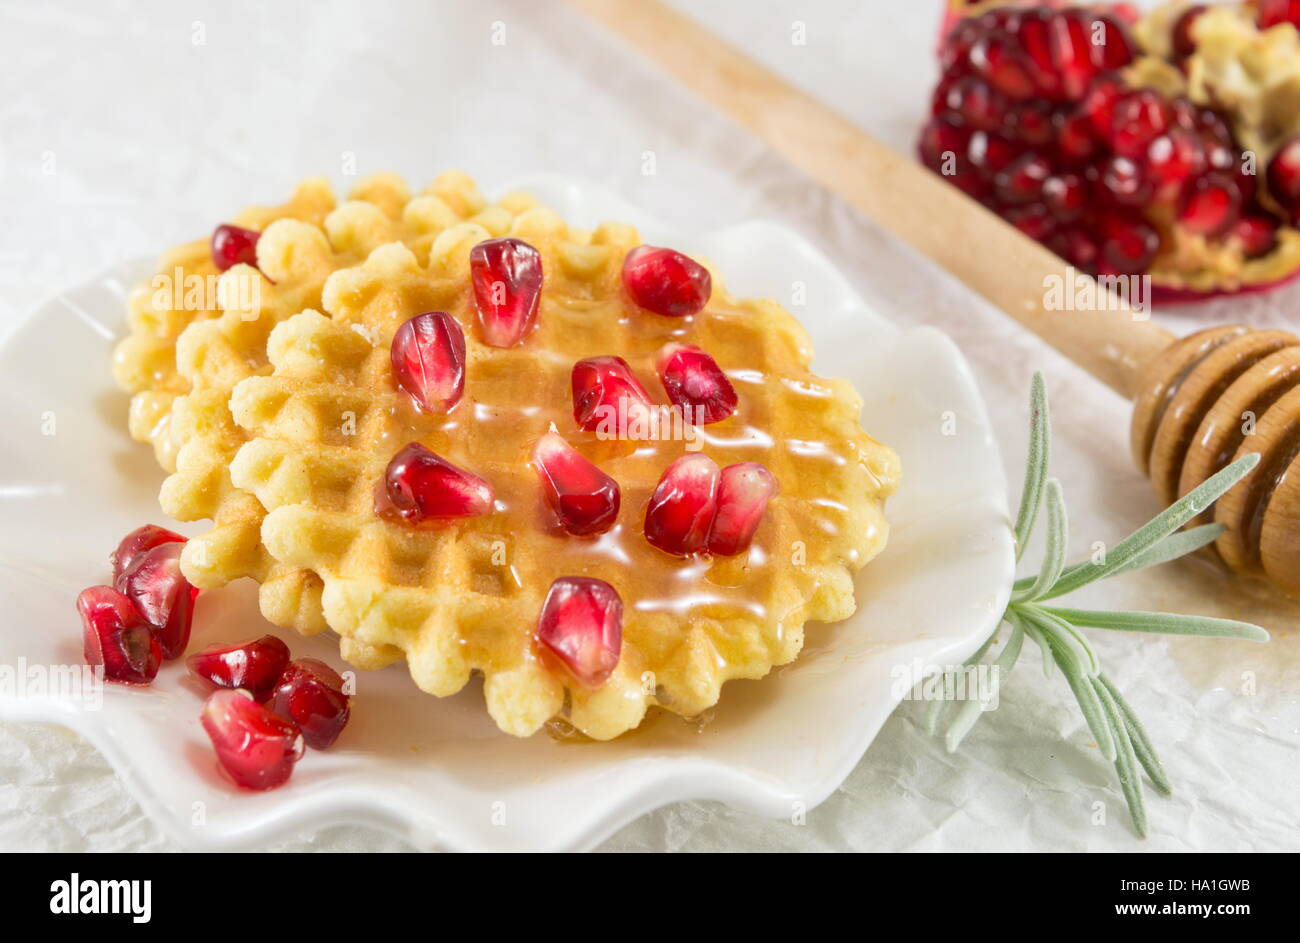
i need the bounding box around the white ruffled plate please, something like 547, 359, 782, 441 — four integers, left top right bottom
0, 176, 1014, 851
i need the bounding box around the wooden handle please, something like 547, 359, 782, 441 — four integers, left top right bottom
568, 0, 1176, 398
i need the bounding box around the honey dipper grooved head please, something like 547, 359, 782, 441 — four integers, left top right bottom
1131, 325, 1300, 595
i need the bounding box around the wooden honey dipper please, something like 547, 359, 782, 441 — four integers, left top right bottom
570, 0, 1300, 597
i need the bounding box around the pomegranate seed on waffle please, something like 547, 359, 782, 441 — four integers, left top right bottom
224, 174, 899, 740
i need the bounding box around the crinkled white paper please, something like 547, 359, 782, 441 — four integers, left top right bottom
0, 0, 1295, 851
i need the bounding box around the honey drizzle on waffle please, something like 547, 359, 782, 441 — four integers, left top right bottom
115, 173, 538, 636
230, 192, 899, 740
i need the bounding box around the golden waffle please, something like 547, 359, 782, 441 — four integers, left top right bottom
115, 172, 538, 635
229, 188, 900, 740
111, 177, 336, 473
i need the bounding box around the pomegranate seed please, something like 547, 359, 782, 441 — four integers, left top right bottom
1108, 90, 1169, 158
622, 245, 711, 318
1100, 213, 1160, 275
967, 131, 1022, 178
381, 443, 495, 522
656, 343, 738, 425
994, 152, 1051, 204
643, 453, 721, 557
535, 577, 623, 688
571, 355, 656, 433
1146, 131, 1206, 197
469, 237, 543, 347
1043, 173, 1086, 221
1005, 204, 1056, 241
971, 34, 1036, 100
944, 76, 1005, 131
1178, 173, 1242, 237
1081, 73, 1125, 138
271, 658, 351, 750
1267, 137, 1300, 215
1016, 11, 1060, 99
115, 541, 197, 660
1258, 0, 1300, 29
920, 118, 972, 173
187, 634, 291, 702
941, 18, 981, 76
1232, 213, 1280, 258
1087, 13, 1136, 71
532, 430, 620, 536
77, 586, 162, 685
1172, 5, 1206, 60
1096, 155, 1153, 207
1056, 112, 1098, 164
1050, 227, 1100, 272
201, 689, 303, 791
1008, 103, 1053, 146
390, 311, 465, 414
1050, 12, 1099, 100
111, 524, 185, 584
707, 463, 777, 556
210, 224, 260, 272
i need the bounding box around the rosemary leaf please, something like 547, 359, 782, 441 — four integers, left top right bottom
1012, 522, 1226, 593
944, 621, 1025, 754
1098, 674, 1172, 798
1014, 478, 1067, 603
1012, 372, 1049, 562
1033, 453, 1259, 601
1041, 607, 1270, 642
1093, 676, 1148, 838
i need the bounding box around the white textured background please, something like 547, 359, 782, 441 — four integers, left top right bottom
0, 0, 1297, 851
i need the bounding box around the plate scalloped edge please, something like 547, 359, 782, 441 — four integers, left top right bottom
0, 175, 1014, 851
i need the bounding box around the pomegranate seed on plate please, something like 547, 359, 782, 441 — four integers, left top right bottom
1178, 173, 1242, 237
201, 689, 303, 791
644, 453, 721, 557
77, 585, 163, 685
110, 524, 185, 584
271, 658, 351, 750
571, 355, 656, 433
533, 430, 621, 536
469, 237, 543, 347
919, 118, 971, 172
535, 577, 623, 687
382, 443, 495, 522
187, 634, 292, 702
115, 541, 197, 660
622, 245, 711, 318
656, 343, 738, 425
707, 463, 777, 557
390, 311, 466, 413
1050, 227, 1100, 272
210, 224, 261, 272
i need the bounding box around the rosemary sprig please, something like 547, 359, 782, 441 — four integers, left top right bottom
924, 373, 1269, 837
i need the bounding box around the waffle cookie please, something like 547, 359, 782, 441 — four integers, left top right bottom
112, 173, 537, 635
227, 185, 901, 740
